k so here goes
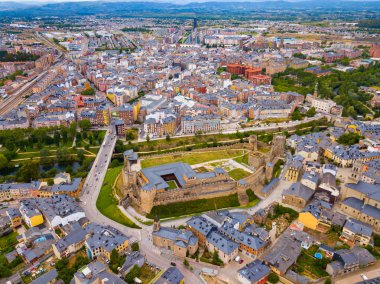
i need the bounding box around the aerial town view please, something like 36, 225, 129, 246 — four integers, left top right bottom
0, 0, 380, 283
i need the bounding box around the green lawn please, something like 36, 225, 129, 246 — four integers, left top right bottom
0, 231, 18, 253
239, 189, 261, 208
166, 180, 177, 190
141, 150, 244, 168
139, 264, 160, 283
273, 159, 284, 178
147, 194, 240, 219
96, 166, 140, 229
233, 154, 249, 165
294, 250, 330, 278
228, 168, 251, 180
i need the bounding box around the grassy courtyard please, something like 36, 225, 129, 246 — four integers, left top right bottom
228, 168, 251, 180
140, 149, 244, 168
96, 166, 140, 229
166, 180, 177, 190
146, 194, 240, 219
233, 153, 249, 165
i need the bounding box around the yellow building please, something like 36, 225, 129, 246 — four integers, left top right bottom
298, 212, 319, 230
24, 212, 44, 227
284, 160, 302, 182
20, 201, 44, 227
133, 102, 141, 121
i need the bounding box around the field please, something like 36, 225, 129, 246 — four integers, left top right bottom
228, 168, 251, 180
140, 149, 244, 168
146, 194, 240, 219
96, 166, 140, 229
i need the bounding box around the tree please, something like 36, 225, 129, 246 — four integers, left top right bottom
0, 154, 8, 170
77, 149, 85, 161
324, 278, 332, 284
39, 149, 51, 164
60, 126, 69, 144
183, 258, 189, 267
69, 122, 77, 139
146, 135, 150, 143
291, 108, 303, 121
17, 161, 39, 181
52, 132, 60, 146
212, 250, 223, 266
268, 272, 279, 283
78, 119, 92, 131
56, 148, 71, 164
131, 242, 139, 251
125, 265, 141, 284
166, 134, 171, 141
81, 87, 95, 96
305, 107, 316, 117
125, 131, 135, 141
337, 132, 361, 146
109, 249, 124, 273
374, 234, 380, 247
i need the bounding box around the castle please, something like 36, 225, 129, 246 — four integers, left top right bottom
121, 135, 285, 214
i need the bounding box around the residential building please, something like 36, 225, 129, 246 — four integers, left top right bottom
205, 231, 239, 264
326, 247, 375, 276
73, 261, 127, 284
85, 223, 129, 260
237, 260, 270, 284
340, 218, 373, 247
340, 181, 380, 231
152, 218, 198, 258
282, 182, 314, 209
30, 269, 58, 284
154, 267, 184, 284
6, 208, 22, 228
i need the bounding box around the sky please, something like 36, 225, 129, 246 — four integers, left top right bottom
0, 0, 378, 2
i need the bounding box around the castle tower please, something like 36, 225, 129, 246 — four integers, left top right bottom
248, 135, 258, 152
153, 215, 160, 232
270, 135, 286, 161
265, 162, 274, 181
140, 187, 156, 214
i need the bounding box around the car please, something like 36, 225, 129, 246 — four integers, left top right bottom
239, 259, 244, 264
361, 274, 368, 281
170, 262, 176, 266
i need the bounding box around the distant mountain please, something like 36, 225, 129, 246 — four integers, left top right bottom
0, 1, 37, 11
1, 1, 380, 17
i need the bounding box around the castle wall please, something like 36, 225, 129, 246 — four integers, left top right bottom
153, 181, 237, 206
